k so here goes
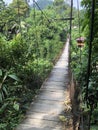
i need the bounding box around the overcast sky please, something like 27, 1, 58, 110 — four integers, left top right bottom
4, 0, 82, 8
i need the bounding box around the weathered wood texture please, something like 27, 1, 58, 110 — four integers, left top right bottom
16, 39, 70, 130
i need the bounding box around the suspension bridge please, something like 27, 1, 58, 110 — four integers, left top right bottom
16, 38, 71, 130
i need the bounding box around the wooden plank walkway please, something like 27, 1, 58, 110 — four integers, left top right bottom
16, 38, 70, 130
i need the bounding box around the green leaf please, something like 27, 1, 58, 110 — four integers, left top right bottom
13, 103, 19, 111
0, 69, 2, 76
0, 93, 3, 102
0, 103, 8, 114
8, 74, 20, 81
2, 86, 8, 95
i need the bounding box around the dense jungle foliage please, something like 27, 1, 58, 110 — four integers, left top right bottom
0, 0, 74, 129
71, 0, 98, 129
1, 0, 98, 129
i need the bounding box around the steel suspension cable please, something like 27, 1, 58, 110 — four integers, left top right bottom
77, 0, 82, 66
69, 0, 73, 65
33, 0, 40, 89
77, 0, 81, 36
69, 0, 73, 45
86, 0, 95, 100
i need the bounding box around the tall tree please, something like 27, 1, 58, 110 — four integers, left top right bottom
9, 0, 29, 18
0, 0, 17, 36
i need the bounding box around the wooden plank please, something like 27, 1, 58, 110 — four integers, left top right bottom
42, 86, 66, 91
40, 88, 65, 93
43, 81, 66, 87
47, 78, 68, 83
27, 102, 65, 114
16, 123, 63, 130
31, 99, 64, 105
37, 92, 65, 101
17, 118, 62, 128
47, 76, 66, 82
25, 112, 60, 122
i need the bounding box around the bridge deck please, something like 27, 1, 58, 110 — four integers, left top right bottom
16, 39, 70, 130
